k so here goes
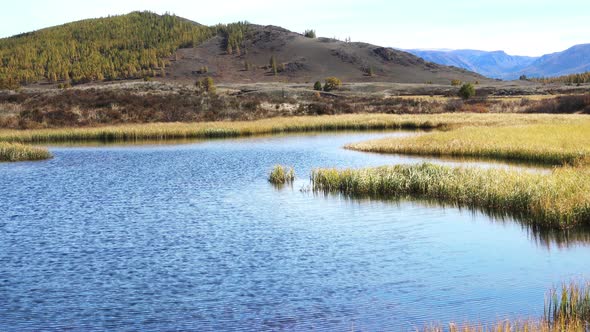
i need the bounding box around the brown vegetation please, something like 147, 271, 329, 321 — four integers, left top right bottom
1, 84, 589, 129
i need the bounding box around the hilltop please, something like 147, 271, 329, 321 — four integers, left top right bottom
0, 11, 485, 88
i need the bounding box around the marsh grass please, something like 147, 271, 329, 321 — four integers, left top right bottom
311, 163, 590, 228
545, 282, 590, 327
348, 122, 590, 166
0, 142, 51, 161
269, 165, 295, 185
1, 113, 587, 143
422, 283, 590, 332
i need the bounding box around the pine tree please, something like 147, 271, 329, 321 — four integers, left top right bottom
270, 55, 277, 75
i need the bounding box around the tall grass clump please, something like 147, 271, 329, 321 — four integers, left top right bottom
0, 142, 51, 162
311, 163, 590, 228
348, 122, 590, 166
269, 165, 295, 185
545, 282, 590, 328
421, 282, 590, 331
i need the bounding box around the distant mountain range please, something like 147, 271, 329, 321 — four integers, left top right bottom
406, 44, 590, 80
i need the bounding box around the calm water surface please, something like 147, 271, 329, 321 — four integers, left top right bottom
1, 132, 589, 331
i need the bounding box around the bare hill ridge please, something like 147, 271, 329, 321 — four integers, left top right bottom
166, 24, 486, 84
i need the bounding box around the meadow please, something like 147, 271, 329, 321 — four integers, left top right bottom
348, 122, 590, 166
0, 113, 587, 143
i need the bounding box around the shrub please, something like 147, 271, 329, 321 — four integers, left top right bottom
323, 77, 342, 92
458, 83, 476, 100
451, 79, 462, 86
304, 29, 316, 38
313, 81, 323, 91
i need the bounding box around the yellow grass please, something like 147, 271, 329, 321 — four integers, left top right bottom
311, 163, 590, 228
313, 117, 590, 228
348, 122, 590, 166
0, 113, 587, 143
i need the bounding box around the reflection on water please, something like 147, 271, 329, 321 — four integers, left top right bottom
303, 189, 590, 250
1, 131, 589, 331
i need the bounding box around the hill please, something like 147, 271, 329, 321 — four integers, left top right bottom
0, 11, 216, 88
406, 44, 590, 80
166, 24, 485, 84
0, 12, 485, 88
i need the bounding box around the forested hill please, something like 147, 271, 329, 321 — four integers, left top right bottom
0, 11, 219, 87
0, 11, 483, 87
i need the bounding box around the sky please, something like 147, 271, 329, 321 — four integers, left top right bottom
1, 0, 589, 56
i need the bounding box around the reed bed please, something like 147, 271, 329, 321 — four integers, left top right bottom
348, 122, 590, 166
0, 113, 587, 143
423, 282, 590, 332
269, 165, 295, 185
311, 163, 590, 228
0, 142, 51, 161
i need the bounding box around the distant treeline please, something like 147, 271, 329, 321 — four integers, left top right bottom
0, 11, 247, 89
530, 71, 590, 84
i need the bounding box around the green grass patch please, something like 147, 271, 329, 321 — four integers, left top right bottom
269, 165, 295, 185
0, 142, 51, 162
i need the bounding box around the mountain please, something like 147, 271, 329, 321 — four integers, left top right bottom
0, 12, 485, 88
406, 49, 537, 79
406, 44, 590, 80
520, 44, 590, 78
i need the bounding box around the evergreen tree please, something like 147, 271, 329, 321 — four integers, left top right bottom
270, 55, 277, 75
313, 81, 323, 91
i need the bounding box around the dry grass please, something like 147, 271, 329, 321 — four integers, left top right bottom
315, 120, 590, 228
311, 163, 590, 228
349, 122, 590, 166
0, 142, 51, 161
0, 113, 587, 143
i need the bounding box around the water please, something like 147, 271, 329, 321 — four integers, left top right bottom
1, 132, 589, 331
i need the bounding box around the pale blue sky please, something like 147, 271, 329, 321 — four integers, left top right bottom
1, 0, 588, 56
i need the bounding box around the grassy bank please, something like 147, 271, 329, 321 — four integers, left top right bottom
311, 163, 590, 228
348, 122, 590, 166
0, 142, 51, 161
0, 113, 587, 143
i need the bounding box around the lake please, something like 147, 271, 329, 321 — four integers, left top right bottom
1, 132, 589, 331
